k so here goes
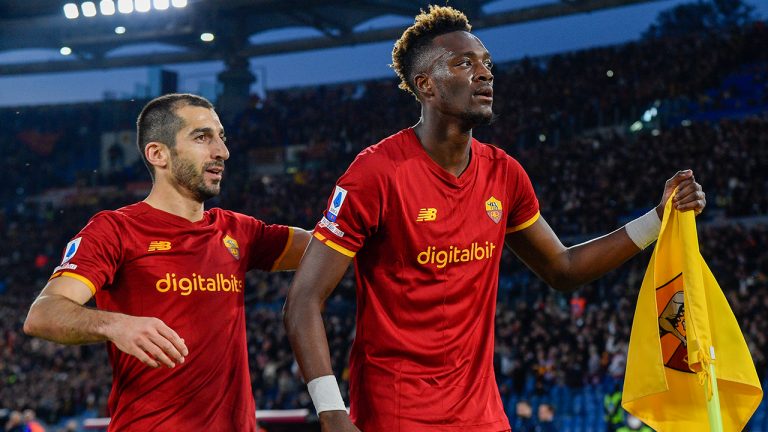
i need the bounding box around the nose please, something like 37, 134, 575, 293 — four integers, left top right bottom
476, 63, 493, 83
212, 136, 230, 161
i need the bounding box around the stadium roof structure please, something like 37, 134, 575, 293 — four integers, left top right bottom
0, 0, 664, 77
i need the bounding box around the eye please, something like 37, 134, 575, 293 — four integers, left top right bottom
484, 60, 494, 70
194, 134, 209, 143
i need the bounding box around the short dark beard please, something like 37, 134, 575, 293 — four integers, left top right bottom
461, 108, 495, 129
170, 149, 219, 202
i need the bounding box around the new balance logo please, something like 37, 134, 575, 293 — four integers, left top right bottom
416, 208, 437, 222
148, 241, 172, 252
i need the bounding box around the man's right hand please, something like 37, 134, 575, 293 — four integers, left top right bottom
105, 314, 188, 368
319, 411, 361, 432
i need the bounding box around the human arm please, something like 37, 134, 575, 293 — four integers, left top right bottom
283, 238, 360, 432
24, 276, 188, 368
272, 227, 312, 271
505, 170, 705, 292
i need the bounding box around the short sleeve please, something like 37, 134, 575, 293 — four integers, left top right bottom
506, 157, 540, 233
244, 216, 291, 271
313, 148, 387, 257
49, 212, 123, 294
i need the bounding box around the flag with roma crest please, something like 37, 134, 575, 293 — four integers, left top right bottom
622, 195, 762, 431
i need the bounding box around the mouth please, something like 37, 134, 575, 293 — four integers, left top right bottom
205, 165, 224, 181
473, 86, 493, 102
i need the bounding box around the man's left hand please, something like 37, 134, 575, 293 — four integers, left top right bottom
656, 169, 706, 219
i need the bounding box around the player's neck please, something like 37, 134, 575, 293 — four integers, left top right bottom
413, 118, 472, 177
144, 183, 205, 222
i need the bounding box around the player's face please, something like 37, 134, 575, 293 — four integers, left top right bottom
169, 105, 229, 202
426, 31, 494, 126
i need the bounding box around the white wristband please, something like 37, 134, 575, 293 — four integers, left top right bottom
625, 208, 662, 249
307, 375, 346, 414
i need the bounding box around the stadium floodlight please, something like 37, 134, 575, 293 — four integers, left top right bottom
60, 47, 73, 55
81, 2, 98, 17
135, 0, 151, 12
63, 3, 79, 18
200, 32, 215, 42
153, 0, 170, 10
117, 0, 133, 14
100, 0, 116, 15
115, 26, 126, 34
171, 0, 188, 8
606, 69, 614, 78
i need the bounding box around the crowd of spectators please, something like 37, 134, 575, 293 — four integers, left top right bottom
1, 20, 767, 430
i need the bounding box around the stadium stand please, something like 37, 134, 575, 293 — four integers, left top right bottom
1, 20, 767, 432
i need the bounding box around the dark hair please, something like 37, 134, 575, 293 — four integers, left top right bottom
391, 5, 471, 98
136, 93, 213, 179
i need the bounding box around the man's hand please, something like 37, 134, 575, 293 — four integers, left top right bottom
319, 411, 361, 432
104, 314, 188, 368
656, 169, 706, 219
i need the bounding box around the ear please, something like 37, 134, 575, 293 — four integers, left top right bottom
145, 141, 170, 170
413, 73, 433, 99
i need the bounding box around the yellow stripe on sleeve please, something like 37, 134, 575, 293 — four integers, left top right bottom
313, 232, 355, 257
506, 211, 540, 233
57, 272, 98, 294
270, 227, 295, 272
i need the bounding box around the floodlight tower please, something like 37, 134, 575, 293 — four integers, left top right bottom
213, 15, 254, 117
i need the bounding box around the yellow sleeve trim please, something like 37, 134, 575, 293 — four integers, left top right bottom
313, 232, 356, 257
52, 271, 98, 294
506, 211, 540, 233
270, 227, 295, 272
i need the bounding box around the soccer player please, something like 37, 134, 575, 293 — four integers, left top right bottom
283, 6, 706, 432
23, 94, 311, 431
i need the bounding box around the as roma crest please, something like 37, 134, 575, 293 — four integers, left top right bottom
223, 235, 240, 260
657, 273, 693, 373
485, 196, 502, 224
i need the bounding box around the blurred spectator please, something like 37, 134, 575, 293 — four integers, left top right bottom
617, 413, 653, 432
4, 411, 24, 432
22, 410, 44, 432
512, 400, 535, 432
535, 403, 557, 432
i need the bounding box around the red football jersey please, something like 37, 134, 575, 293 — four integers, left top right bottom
314, 128, 539, 431
49, 202, 291, 431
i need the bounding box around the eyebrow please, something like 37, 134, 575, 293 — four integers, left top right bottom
189, 127, 225, 136
454, 50, 491, 59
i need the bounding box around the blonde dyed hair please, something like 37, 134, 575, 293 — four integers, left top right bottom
391, 5, 471, 98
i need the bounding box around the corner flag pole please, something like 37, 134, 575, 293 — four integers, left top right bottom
706, 346, 724, 432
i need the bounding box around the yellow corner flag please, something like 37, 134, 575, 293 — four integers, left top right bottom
622, 196, 762, 431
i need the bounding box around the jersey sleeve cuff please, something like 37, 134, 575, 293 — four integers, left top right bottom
50, 271, 97, 294
270, 227, 295, 272
313, 232, 356, 258
506, 211, 540, 234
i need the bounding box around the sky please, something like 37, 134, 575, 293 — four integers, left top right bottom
0, 0, 765, 107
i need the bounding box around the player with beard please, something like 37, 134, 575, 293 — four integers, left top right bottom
284, 6, 706, 432
24, 93, 311, 431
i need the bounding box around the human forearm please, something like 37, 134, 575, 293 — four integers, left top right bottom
284, 294, 336, 379
553, 226, 644, 291
24, 294, 117, 344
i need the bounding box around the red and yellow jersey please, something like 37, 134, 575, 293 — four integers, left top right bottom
50, 202, 291, 432
313, 128, 539, 431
